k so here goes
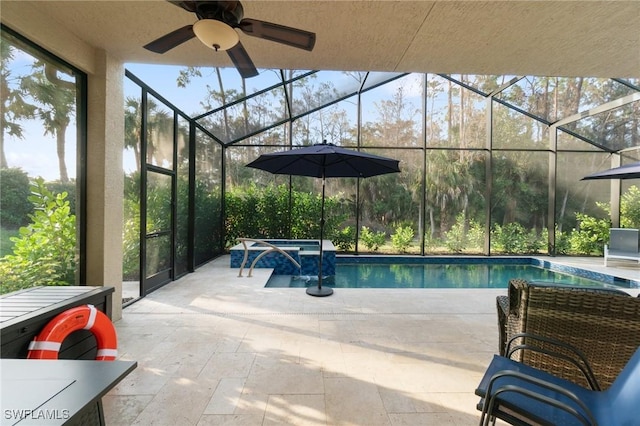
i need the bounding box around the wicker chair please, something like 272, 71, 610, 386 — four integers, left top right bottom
496, 279, 640, 389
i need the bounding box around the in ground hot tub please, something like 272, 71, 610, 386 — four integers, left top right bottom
230, 239, 336, 276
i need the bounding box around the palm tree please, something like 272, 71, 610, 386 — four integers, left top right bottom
144, 97, 173, 168
124, 96, 142, 170
0, 42, 36, 168
21, 62, 76, 182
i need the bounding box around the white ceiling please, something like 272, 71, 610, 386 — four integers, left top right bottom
3, 0, 640, 78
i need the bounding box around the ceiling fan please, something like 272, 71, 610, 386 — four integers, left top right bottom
143, 0, 316, 79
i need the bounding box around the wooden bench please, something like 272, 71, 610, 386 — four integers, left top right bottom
605, 227, 640, 266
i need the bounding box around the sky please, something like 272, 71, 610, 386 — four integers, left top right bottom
4, 49, 78, 182
6, 62, 211, 181
6, 53, 424, 182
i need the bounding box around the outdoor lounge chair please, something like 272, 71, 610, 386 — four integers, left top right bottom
496, 279, 640, 389
604, 228, 640, 266
475, 345, 640, 426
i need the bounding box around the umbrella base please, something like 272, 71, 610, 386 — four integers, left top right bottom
306, 286, 334, 297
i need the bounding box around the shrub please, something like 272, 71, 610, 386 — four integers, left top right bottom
445, 214, 485, 253
0, 178, 76, 294
331, 226, 355, 251
569, 213, 610, 255
46, 180, 77, 215
224, 183, 347, 248
467, 220, 486, 252
122, 196, 140, 281
391, 225, 414, 253
0, 167, 33, 229
445, 221, 466, 253
552, 226, 571, 255
360, 226, 386, 251
492, 223, 542, 254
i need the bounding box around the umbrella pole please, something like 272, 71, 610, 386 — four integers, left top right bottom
306, 175, 333, 297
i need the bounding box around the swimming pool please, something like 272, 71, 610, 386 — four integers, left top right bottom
265, 257, 639, 289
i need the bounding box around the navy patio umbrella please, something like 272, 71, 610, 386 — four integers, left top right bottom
246, 142, 400, 297
582, 161, 640, 181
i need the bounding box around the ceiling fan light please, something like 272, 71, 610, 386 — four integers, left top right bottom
193, 19, 239, 51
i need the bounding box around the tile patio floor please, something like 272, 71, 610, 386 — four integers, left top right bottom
103, 256, 640, 425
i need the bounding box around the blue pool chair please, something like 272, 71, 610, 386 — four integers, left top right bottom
475, 345, 640, 426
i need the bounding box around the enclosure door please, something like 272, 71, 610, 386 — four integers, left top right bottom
142, 168, 174, 294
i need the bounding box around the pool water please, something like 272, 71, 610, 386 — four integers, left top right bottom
265, 263, 625, 289
261, 241, 320, 251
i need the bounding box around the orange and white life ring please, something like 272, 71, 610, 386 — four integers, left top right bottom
27, 304, 118, 361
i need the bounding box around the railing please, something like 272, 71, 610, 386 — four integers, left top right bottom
237, 238, 302, 277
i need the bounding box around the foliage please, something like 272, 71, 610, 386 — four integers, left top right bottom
122, 194, 140, 281
491, 223, 542, 254
569, 186, 640, 255
444, 222, 466, 253
290, 190, 323, 239
20, 61, 76, 183
466, 220, 486, 252
1, 42, 37, 169
553, 226, 572, 255
331, 226, 355, 251
0, 227, 19, 257
46, 180, 76, 214
225, 184, 288, 246
122, 172, 140, 280
620, 186, 640, 229
0, 178, 76, 294
360, 226, 386, 252
0, 167, 33, 228
423, 231, 440, 253
121, 170, 222, 279
194, 178, 222, 264
444, 214, 484, 253
569, 213, 610, 255
391, 225, 414, 253
224, 183, 347, 249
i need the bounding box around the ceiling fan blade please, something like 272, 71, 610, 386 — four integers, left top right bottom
144, 25, 196, 54
238, 18, 315, 51
226, 42, 259, 79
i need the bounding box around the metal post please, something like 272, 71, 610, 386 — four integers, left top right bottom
306, 175, 333, 296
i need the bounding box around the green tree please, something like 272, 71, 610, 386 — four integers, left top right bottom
0, 178, 76, 294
